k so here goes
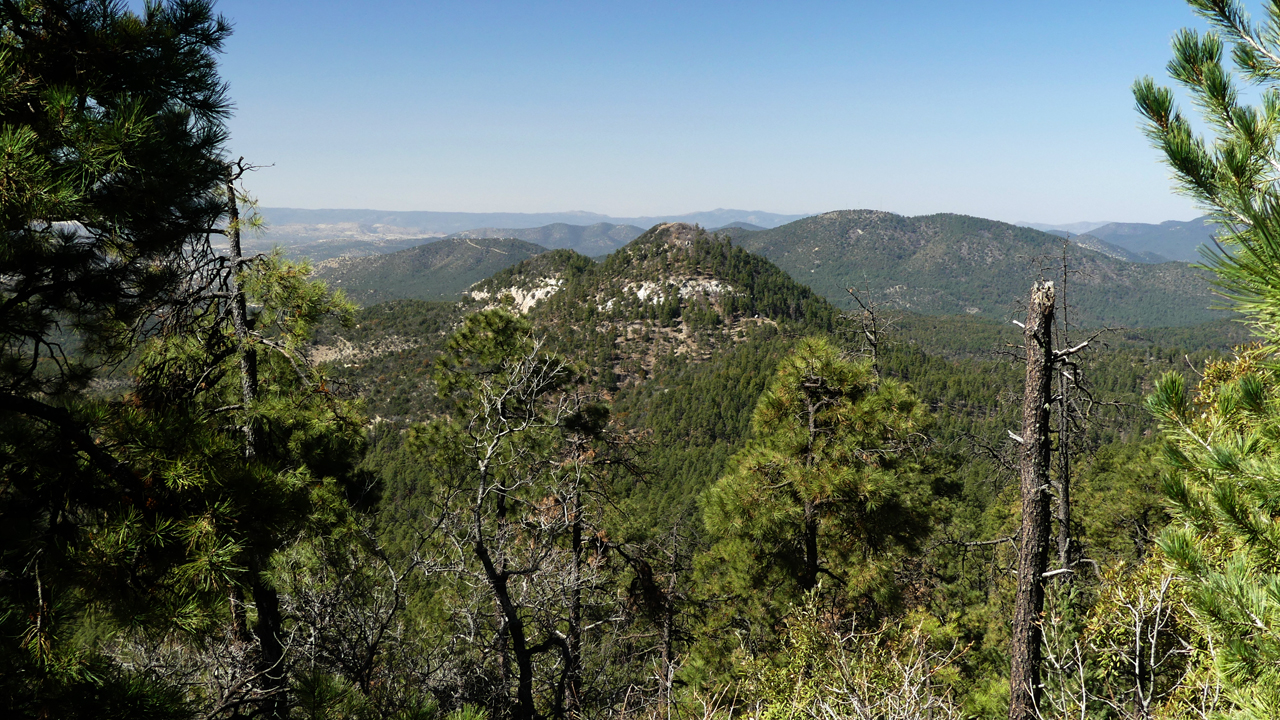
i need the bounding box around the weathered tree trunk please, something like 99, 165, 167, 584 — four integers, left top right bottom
229, 585, 249, 642
225, 178, 258, 460
475, 537, 540, 720
225, 173, 288, 718
563, 486, 584, 719
250, 570, 288, 720
1009, 281, 1055, 720
661, 568, 677, 720
801, 400, 820, 593
1057, 368, 1072, 574
801, 501, 819, 593
1056, 247, 1073, 575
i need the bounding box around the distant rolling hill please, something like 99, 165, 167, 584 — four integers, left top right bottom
312, 237, 548, 304
1069, 234, 1170, 264
1085, 216, 1219, 263
711, 221, 766, 232
1020, 220, 1114, 235
244, 233, 438, 262
728, 210, 1224, 327
255, 207, 806, 249
447, 222, 644, 256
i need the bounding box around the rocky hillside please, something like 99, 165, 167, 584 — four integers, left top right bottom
467, 223, 835, 387
313, 223, 835, 422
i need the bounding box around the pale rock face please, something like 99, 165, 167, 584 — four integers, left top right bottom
623, 278, 736, 305
467, 277, 565, 313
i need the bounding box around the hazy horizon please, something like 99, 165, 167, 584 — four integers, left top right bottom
215, 1, 1214, 225
256, 205, 1204, 229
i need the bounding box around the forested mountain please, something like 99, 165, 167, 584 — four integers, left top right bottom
311, 236, 549, 303
317, 223, 1245, 543
727, 210, 1223, 326
1086, 215, 1218, 262
315, 223, 836, 419
324, 233, 1244, 511
447, 222, 644, 255
1069, 232, 1170, 263
310, 213, 1223, 328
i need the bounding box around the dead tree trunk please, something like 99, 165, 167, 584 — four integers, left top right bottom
1009, 281, 1055, 720
1056, 242, 1073, 574
225, 165, 288, 719
225, 175, 258, 460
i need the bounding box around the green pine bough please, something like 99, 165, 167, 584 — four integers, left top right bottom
1137, 1, 1280, 717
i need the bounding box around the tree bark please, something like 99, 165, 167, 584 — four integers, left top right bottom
1009, 281, 1055, 720
1056, 245, 1073, 574
225, 178, 258, 460
1057, 369, 1072, 573
567, 489, 583, 718
475, 537, 540, 720
801, 500, 819, 593
250, 570, 288, 720
226, 171, 285, 719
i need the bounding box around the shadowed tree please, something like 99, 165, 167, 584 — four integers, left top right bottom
0, 1, 237, 716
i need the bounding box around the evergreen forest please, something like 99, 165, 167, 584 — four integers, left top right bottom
10, 2, 1280, 720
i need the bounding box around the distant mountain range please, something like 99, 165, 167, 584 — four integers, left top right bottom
726, 210, 1221, 326
1019, 216, 1222, 263
446, 222, 644, 257
255, 207, 807, 254
1020, 220, 1114, 236
1086, 217, 1221, 263
319, 209, 1224, 327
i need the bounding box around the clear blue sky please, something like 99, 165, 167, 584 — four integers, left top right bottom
211, 0, 1219, 224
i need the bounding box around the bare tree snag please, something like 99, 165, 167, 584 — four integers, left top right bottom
1009, 281, 1055, 720
1056, 242, 1074, 575
225, 162, 258, 460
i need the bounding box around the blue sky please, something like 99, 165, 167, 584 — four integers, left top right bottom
212, 1, 1219, 224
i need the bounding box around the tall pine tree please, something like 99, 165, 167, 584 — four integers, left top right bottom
699, 336, 936, 652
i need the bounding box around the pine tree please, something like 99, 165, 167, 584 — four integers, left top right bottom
1136, 1, 1280, 716
411, 308, 640, 719
699, 336, 936, 646
0, 2, 237, 716
123, 225, 368, 717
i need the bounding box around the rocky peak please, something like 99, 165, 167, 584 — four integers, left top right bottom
647, 222, 702, 248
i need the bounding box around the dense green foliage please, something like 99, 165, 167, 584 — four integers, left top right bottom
328, 221, 1255, 718
699, 337, 939, 655
0, 1, 234, 715
1133, 1, 1280, 715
